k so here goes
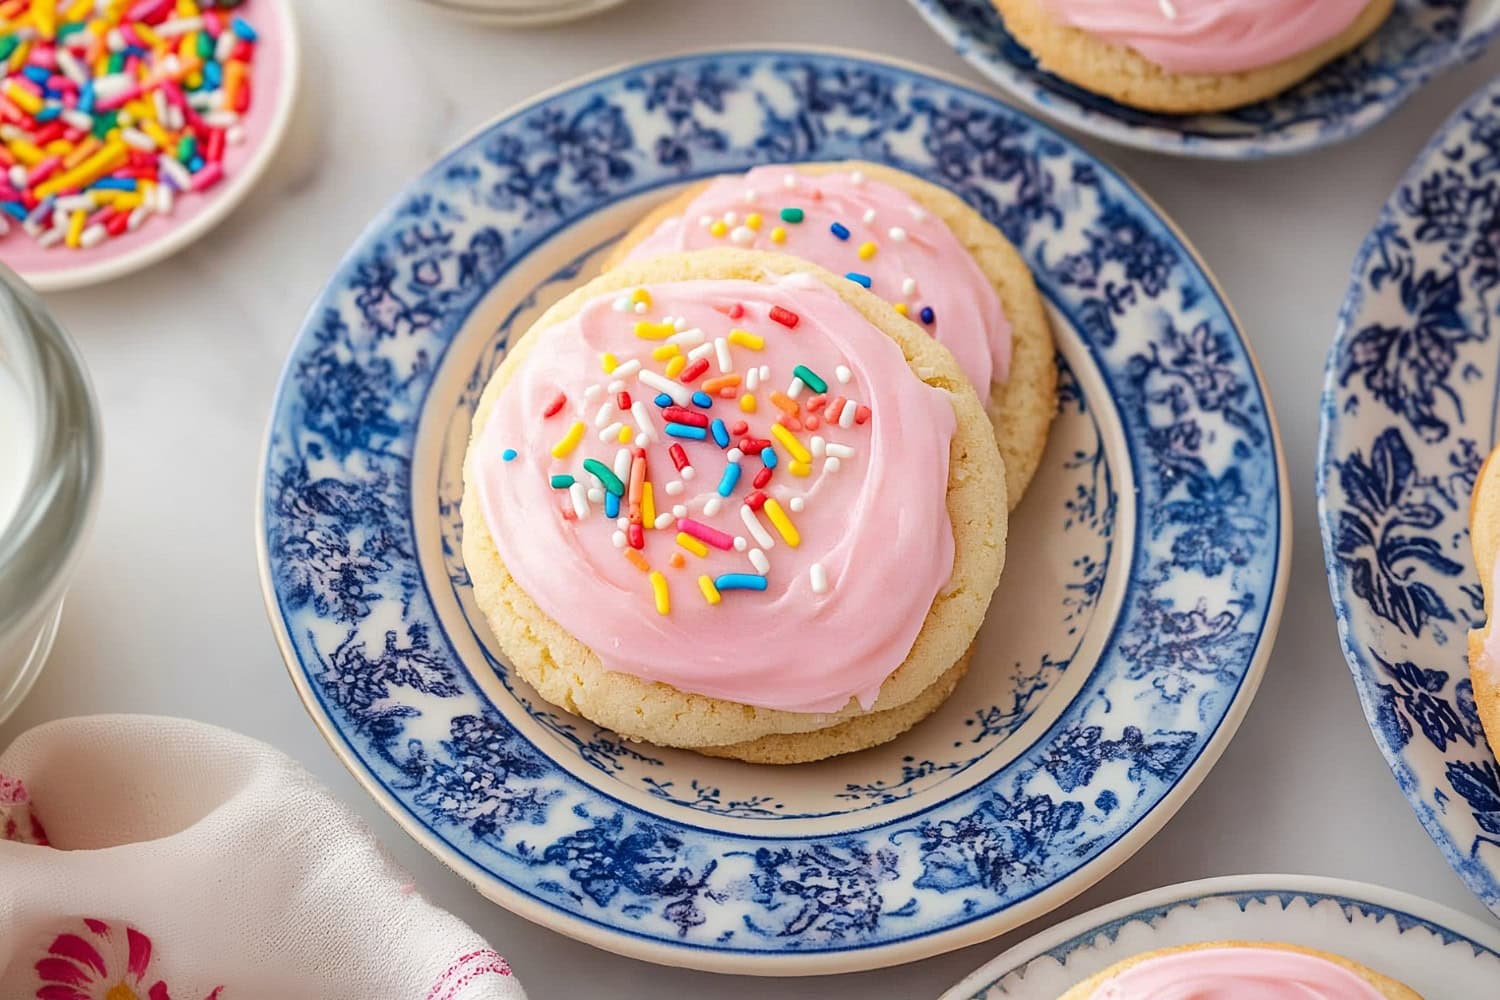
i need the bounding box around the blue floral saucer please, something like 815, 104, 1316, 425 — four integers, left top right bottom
910, 0, 1500, 159
943, 875, 1500, 997
1320, 75, 1500, 919
258, 48, 1288, 973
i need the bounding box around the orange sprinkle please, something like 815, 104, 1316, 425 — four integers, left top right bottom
670, 552, 686, 569
701, 374, 741, 394
807, 394, 827, 412
769, 391, 799, 416
623, 549, 650, 572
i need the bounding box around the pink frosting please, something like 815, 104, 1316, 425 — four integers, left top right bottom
473, 275, 957, 713
1042, 0, 1373, 74
1487, 559, 1500, 672
623, 165, 1012, 392
1087, 947, 1389, 1000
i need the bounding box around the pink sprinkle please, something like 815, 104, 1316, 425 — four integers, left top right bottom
677, 518, 734, 551
189, 162, 224, 193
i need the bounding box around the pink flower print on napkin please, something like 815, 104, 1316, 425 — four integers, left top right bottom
425, 950, 514, 1000
32, 919, 223, 1000
0, 773, 48, 845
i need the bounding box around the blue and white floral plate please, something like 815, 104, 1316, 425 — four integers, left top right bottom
1320, 75, 1500, 919
910, 0, 1500, 159
943, 875, 1500, 997
258, 47, 1288, 973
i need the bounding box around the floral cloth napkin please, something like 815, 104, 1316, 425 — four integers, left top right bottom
0, 715, 528, 1000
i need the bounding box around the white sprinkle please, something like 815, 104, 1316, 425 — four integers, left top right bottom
862, 208, 877, 225
598, 421, 625, 442
835, 365, 852, 384
157, 152, 192, 190
157, 15, 205, 37
901, 277, 918, 297
682, 466, 696, 481
825, 443, 855, 459
727, 448, 744, 463
787, 377, 806, 399
56, 195, 96, 213
749, 548, 771, 575
631, 400, 655, 437
636, 431, 654, 448
745, 368, 760, 391
741, 505, 775, 550
216, 27, 237, 62
839, 400, 857, 429
156, 181, 176, 216
654, 513, 675, 530
811, 435, 827, 459
56, 49, 88, 85
733, 536, 748, 552
587, 487, 605, 503
634, 302, 649, 315
825, 457, 842, 474
666, 479, 685, 496
617, 517, 630, 530
687, 342, 716, 362
126, 204, 151, 232
888, 227, 907, 242
613, 447, 632, 485
699, 214, 715, 228
202, 110, 241, 129
810, 563, 829, 594
789, 496, 806, 513
724, 211, 738, 225
607, 379, 626, 394
611, 531, 627, 549
730, 225, 756, 246
741, 188, 758, 204
704, 497, 723, 517
79, 223, 107, 249
672, 504, 689, 520
673, 316, 688, 331
850, 170, 865, 185
714, 337, 733, 373
759, 365, 771, 382
584, 384, 604, 401
36, 226, 64, 249
612, 296, 631, 312
612, 359, 642, 379
594, 401, 616, 428
7, 164, 24, 188
1158, 0, 1178, 19
667, 327, 706, 347
639, 370, 691, 406
62, 110, 95, 132
908, 205, 927, 221
783, 173, 798, 189
569, 483, 591, 519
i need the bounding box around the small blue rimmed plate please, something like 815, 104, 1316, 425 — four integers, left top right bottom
943, 875, 1500, 997
910, 0, 1500, 159
258, 47, 1288, 973
1320, 75, 1500, 919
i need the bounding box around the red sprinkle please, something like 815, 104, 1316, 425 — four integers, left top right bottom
616, 391, 632, 411
739, 437, 773, 453
542, 392, 567, 418
745, 490, 768, 510
728, 303, 745, 319
730, 421, 749, 436
662, 406, 709, 428
769, 305, 800, 328
628, 522, 645, 550
855, 405, 871, 425
752, 466, 773, 489
669, 444, 691, 471
804, 415, 821, 430
807, 394, 827, 412
776, 414, 802, 431
680, 358, 710, 382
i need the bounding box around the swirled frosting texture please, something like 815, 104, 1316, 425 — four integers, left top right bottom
1086, 947, 1388, 999
1042, 0, 1372, 74
474, 276, 957, 713
624, 166, 1012, 392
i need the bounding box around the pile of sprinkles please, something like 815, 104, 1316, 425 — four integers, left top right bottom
518, 285, 876, 616
696, 170, 939, 329
0, 0, 260, 251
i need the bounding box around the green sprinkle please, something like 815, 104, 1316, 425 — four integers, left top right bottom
57, 22, 87, 38
792, 365, 828, 394
779, 207, 804, 224
550, 474, 575, 489
90, 111, 117, 139
583, 458, 625, 497
0, 37, 18, 62
107, 51, 125, 74
177, 135, 197, 163
196, 31, 214, 60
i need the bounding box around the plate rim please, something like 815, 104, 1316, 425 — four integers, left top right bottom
255, 43, 1291, 974
906, 0, 1500, 160
939, 873, 1500, 999
16, 0, 303, 293
1317, 73, 1500, 915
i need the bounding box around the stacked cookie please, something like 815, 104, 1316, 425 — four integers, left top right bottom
462, 162, 1056, 763
1060, 942, 1422, 998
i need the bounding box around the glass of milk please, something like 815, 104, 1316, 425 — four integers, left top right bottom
0, 264, 99, 725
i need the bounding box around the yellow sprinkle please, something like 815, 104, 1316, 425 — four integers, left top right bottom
6, 139, 44, 167
142, 120, 173, 149
652, 344, 680, 361
10, 40, 30, 73
894, 303, 909, 316
32, 0, 56, 40
43, 139, 71, 156
65, 210, 85, 248
642, 482, 656, 528
727, 329, 763, 350
5, 81, 42, 116
36, 139, 126, 200
709, 220, 727, 238
618, 426, 633, 444
184, 69, 203, 90
630, 288, 652, 308
858, 241, 877, 260
600, 352, 618, 374
698, 575, 722, 606
633, 321, 675, 340
770, 226, 786, 244
770, 423, 812, 464
763, 499, 801, 548
745, 212, 762, 231
650, 571, 670, 615
551, 421, 585, 459
665, 355, 686, 379
789, 461, 812, 477
132, 21, 162, 47
739, 393, 757, 414
676, 532, 708, 558
64, 0, 93, 20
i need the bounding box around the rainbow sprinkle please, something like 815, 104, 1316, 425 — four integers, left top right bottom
0, 0, 261, 251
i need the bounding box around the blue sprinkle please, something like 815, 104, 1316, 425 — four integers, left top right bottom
760, 447, 778, 469
654, 393, 673, 407
93, 178, 137, 191
34, 106, 60, 123
0, 202, 26, 221
919, 306, 936, 325
605, 492, 621, 518
845, 272, 871, 288
79, 83, 94, 114
830, 222, 850, 241
501, 448, 518, 462
203, 61, 223, 88
665, 423, 708, 441
710, 419, 730, 448
717, 462, 741, 497
691, 391, 713, 409
22, 66, 48, 85
189, 155, 205, 172
715, 573, 768, 592
232, 16, 260, 41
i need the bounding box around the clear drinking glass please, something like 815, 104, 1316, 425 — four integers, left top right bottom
0, 263, 99, 724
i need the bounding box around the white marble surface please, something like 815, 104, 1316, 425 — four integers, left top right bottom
2, 1, 1498, 996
